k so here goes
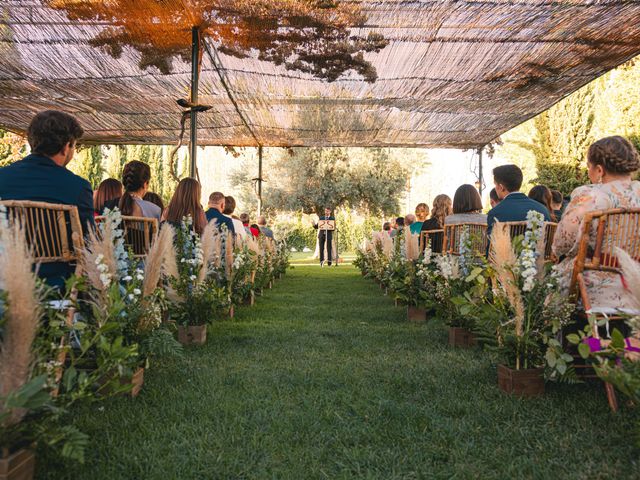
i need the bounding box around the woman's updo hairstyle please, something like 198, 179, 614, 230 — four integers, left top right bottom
119, 160, 151, 215
587, 136, 640, 175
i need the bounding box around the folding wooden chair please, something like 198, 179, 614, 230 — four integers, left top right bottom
96, 215, 158, 257
443, 223, 488, 256
0, 200, 85, 394
567, 207, 640, 411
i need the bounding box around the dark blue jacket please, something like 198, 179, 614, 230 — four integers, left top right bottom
0, 153, 94, 288
205, 208, 235, 234
487, 192, 551, 238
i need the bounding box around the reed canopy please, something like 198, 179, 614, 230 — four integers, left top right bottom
1, 0, 640, 148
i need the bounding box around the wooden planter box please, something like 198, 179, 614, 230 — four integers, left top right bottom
407, 306, 427, 322
448, 327, 476, 348
98, 367, 145, 398
0, 448, 35, 480
242, 291, 255, 306
177, 325, 207, 346
497, 364, 545, 397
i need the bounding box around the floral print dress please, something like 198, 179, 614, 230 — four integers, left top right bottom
552, 180, 640, 311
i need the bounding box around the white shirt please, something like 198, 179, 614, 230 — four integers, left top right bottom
228, 216, 246, 238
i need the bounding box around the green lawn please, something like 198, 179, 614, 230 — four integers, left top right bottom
289, 251, 355, 265
39, 265, 639, 479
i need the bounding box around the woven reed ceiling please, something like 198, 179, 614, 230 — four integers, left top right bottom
1, 1, 640, 148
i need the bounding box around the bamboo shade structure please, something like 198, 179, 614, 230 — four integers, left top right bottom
1, 1, 640, 148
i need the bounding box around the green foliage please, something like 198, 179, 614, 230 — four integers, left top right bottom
499, 58, 640, 196
231, 147, 413, 216
69, 146, 104, 189
0, 129, 27, 167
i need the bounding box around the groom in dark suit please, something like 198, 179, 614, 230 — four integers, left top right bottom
0, 110, 93, 288
313, 207, 336, 266
487, 164, 551, 239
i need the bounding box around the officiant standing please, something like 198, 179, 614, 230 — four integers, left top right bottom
313, 207, 336, 266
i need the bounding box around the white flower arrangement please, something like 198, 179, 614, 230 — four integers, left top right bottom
435, 254, 460, 281
519, 210, 545, 292
101, 208, 129, 275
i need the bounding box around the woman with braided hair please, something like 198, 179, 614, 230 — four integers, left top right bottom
118, 160, 161, 220
553, 135, 640, 308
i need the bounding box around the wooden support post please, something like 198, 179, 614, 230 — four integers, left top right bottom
189, 27, 200, 179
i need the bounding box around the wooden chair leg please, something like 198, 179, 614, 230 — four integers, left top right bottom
605, 382, 618, 413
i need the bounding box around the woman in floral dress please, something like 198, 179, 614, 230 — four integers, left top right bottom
552, 136, 640, 310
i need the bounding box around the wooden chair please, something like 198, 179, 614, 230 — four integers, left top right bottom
501, 221, 558, 262
419, 229, 444, 253
96, 215, 158, 257
443, 223, 488, 256
567, 207, 640, 411
0, 200, 85, 394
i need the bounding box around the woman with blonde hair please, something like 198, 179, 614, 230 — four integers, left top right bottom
410, 202, 429, 234
162, 177, 207, 235
553, 135, 640, 309
420, 194, 452, 253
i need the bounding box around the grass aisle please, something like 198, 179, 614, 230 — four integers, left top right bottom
41, 265, 638, 479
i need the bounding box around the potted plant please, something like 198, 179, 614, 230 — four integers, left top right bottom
0, 222, 87, 479
78, 209, 182, 393
169, 216, 228, 345
483, 212, 574, 396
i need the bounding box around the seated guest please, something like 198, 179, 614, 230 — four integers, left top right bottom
223, 195, 245, 238
421, 194, 452, 253
163, 178, 207, 235
240, 213, 259, 237
528, 185, 557, 222
94, 178, 122, 216
489, 188, 500, 208
404, 213, 416, 232
551, 189, 564, 220
118, 161, 161, 220
390, 216, 404, 238
553, 136, 640, 309
412, 203, 428, 233
143, 191, 165, 214
204, 191, 235, 234
250, 223, 262, 237
0, 110, 92, 288
445, 184, 487, 224
382, 222, 391, 235
258, 216, 274, 239
487, 165, 550, 238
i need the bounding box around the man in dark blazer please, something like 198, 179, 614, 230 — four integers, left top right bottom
0, 110, 93, 288
313, 207, 336, 266
205, 191, 235, 234
487, 164, 551, 239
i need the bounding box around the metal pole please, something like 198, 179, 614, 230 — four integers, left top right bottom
257, 146, 263, 216
189, 27, 200, 178
477, 146, 484, 196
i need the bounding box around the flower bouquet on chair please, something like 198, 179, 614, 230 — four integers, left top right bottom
483, 211, 574, 396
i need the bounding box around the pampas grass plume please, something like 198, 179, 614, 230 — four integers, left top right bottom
143, 224, 175, 297
616, 247, 640, 310
489, 222, 525, 336
0, 223, 42, 426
